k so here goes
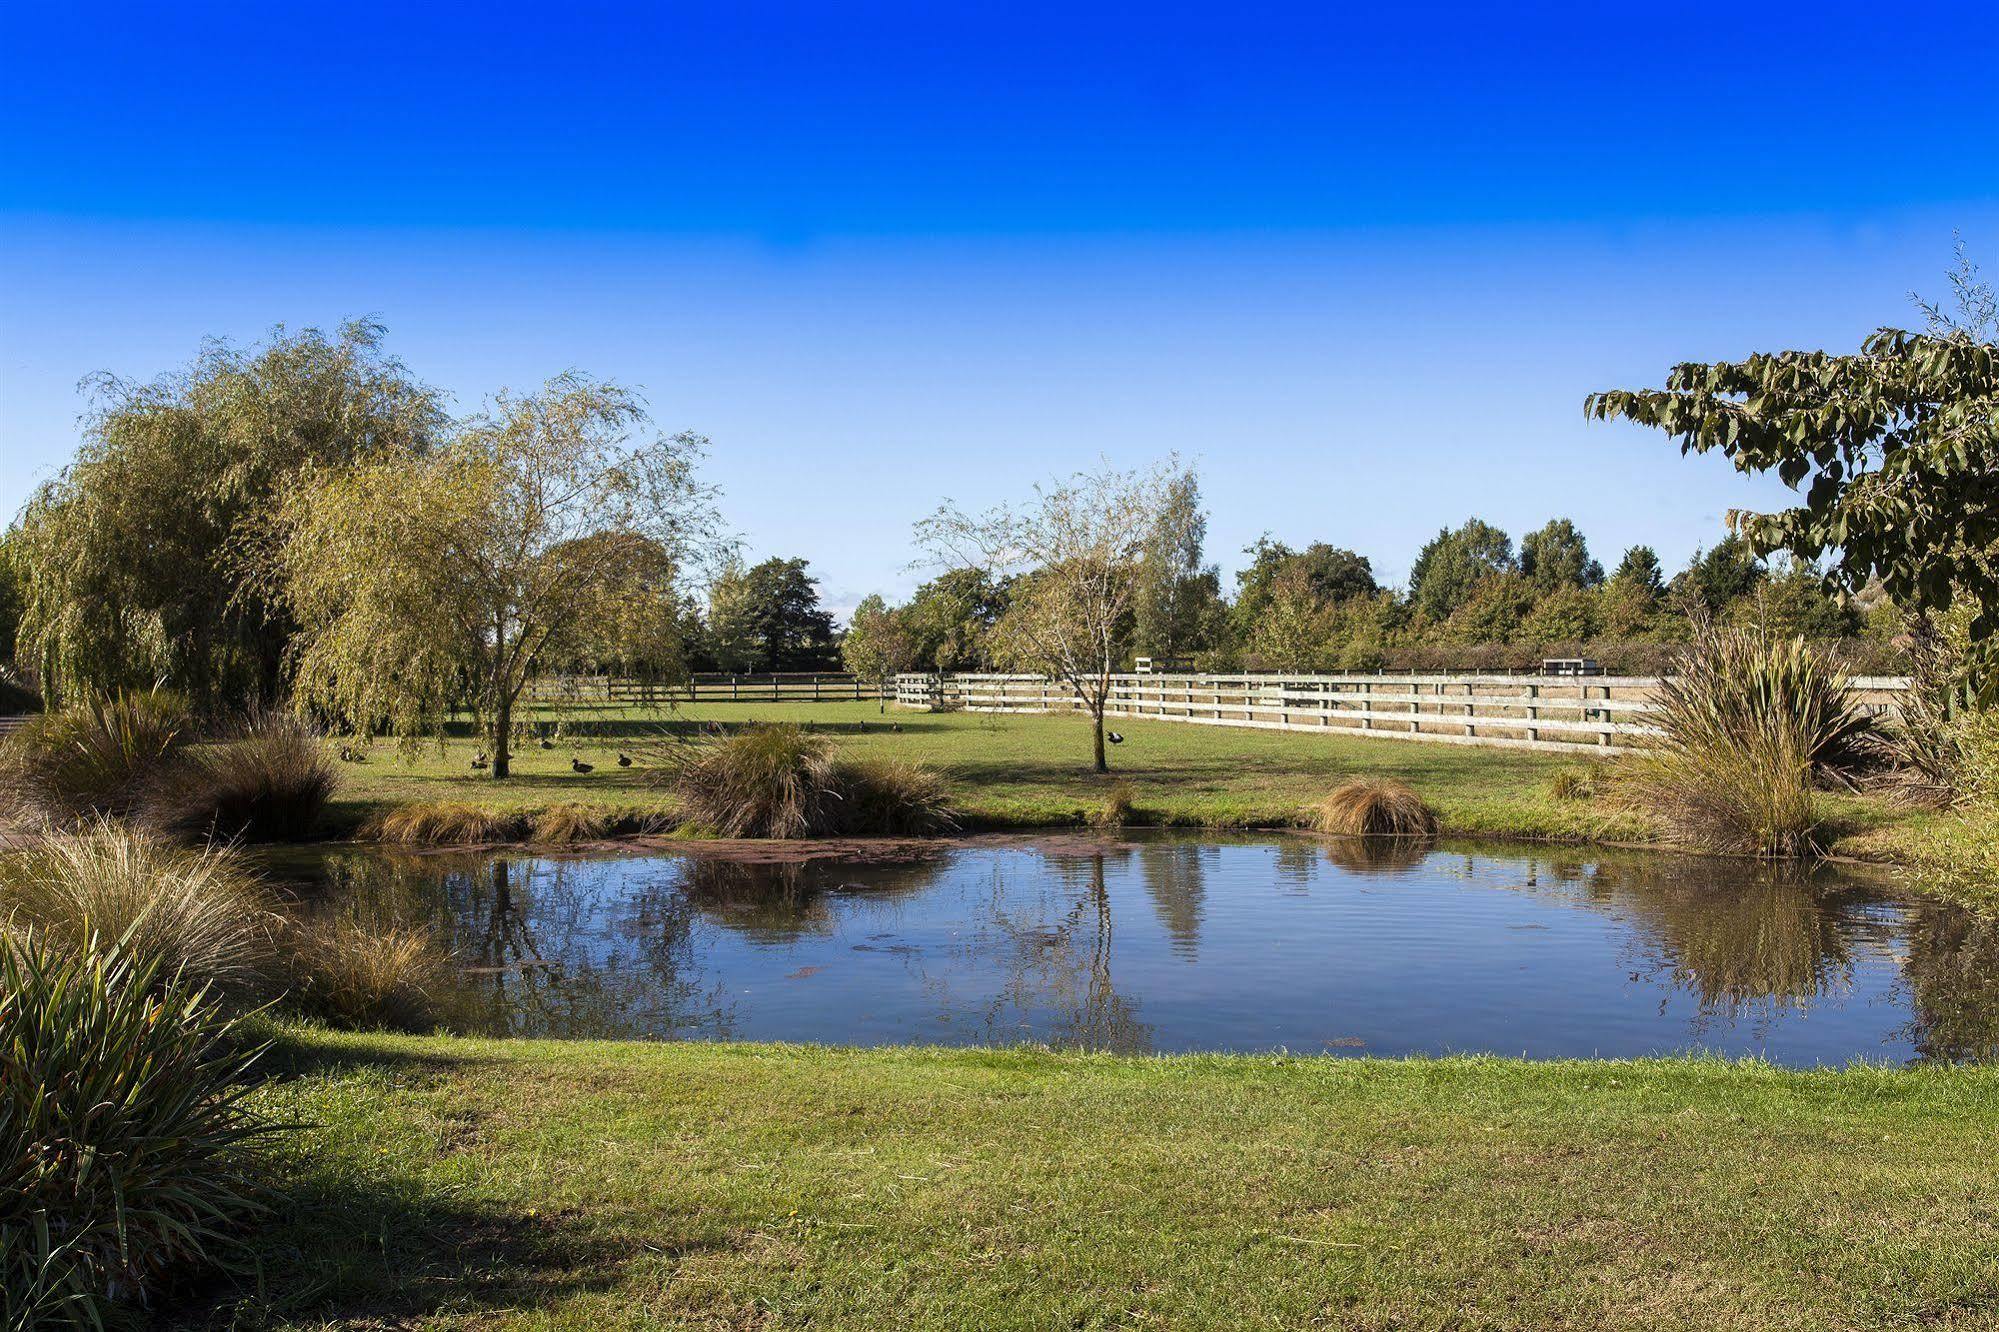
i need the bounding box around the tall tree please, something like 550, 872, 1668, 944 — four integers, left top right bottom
902, 568, 1011, 671
722, 557, 839, 671
917, 460, 1180, 773
1611, 545, 1666, 597
1131, 468, 1223, 661
11, 321, 443, 710
1407, 519, 1514, 621
1671, 535, 1764, 614
1230, 538, 1376, 647
1587, 327, 1999, 687
1519, 519, 1604, 591
268, 374, 720, 778
842, 594, 915, 711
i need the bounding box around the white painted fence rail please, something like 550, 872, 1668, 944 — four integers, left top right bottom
893, 671, 1911, 756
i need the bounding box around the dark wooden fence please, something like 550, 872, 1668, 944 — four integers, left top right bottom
527, 673, 872, 705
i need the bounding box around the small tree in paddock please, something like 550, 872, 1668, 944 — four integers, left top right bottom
842, 594, 915, 712
266, 374, 721, 777
915, 460, 1180, 773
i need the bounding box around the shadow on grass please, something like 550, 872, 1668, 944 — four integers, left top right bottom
161, 1169, 689, 1329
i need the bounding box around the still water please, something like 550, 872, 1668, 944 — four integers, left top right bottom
277, 832, 1999, 1066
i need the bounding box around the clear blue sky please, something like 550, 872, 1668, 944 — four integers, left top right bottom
4, 2, 1996, 614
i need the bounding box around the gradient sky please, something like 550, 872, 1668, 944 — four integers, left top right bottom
4, 2, 1997, 614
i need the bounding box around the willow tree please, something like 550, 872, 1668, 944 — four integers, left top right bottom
915, 460, 1180, 772
9, 321, 442, 710
1587, 329, 1999, 687
268, 374, 721, 777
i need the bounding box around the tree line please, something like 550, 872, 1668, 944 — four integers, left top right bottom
4, 282, 1986, 776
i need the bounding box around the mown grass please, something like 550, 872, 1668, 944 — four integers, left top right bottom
323, 701, 1655, 843
316, 700, 1957, 867
181, 1029, 1999, 1330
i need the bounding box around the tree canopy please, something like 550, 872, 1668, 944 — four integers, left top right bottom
706, 557, 839, 672
267, 374, 719, 777
1408, 519, 1514, 621
11, 321, 443, 709
1588, 328, 1999, 684
916, 460, 1182, 771
842, 593, 915, 710
1519, 519, 1603, 591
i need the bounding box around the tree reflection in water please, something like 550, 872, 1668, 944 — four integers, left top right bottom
1901, 905, 1999, 1063
972, 843, 1152, 1053
1502, 853, 1875, 1026
279, 835, 1999, 1065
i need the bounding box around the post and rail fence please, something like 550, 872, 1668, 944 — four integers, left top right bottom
890, 671, 1911, 756
526, 672, 872, 705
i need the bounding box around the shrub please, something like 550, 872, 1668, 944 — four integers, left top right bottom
1311, 778, 1438, 837
0, 826, 277, 1002
1088, 781, 1136, 829
0, 687, 191, 824
137, 713, 340, 843
1616, 624, 1870, 857
281, 910, 450, 1032
670, 724, 956, 838
837, 759, 958, 835
365, 801, 519, 846
0, 933, 274, 1326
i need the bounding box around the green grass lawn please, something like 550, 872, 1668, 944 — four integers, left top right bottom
320, 699, 1955, 866
326, 700, 1655, 841
182, 1029, 1999, 1331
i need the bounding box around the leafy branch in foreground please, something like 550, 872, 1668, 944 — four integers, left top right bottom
1587, 329, 1999, 688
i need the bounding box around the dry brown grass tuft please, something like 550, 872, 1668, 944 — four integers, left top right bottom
1088, 782, 1136, 829
281, 911, 450, 1032
673, 724, 955, 837
1311, 778, 1439, 838
0, 824, 278, 1000
365, 801, 519, 846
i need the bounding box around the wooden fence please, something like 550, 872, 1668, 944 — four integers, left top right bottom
893, 671, 1911, 756
527, 673, 871, 705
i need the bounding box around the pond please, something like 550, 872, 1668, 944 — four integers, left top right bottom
272, 832, 1999, 1066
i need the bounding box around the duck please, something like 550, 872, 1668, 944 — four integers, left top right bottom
890, 722, 902, 733
539, 736, 554, 750
571, 757, 594, 774
471, 751, 490, 770
1107, 731, 1124, 745
617, 752, 633, 768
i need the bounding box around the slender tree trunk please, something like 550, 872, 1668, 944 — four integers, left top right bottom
492, 689, 512, 779
1092, 703, 1108, 773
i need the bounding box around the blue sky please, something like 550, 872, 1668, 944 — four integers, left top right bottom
4, 2, 1997, 613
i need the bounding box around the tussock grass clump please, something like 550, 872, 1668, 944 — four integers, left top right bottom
138, 714, 340, 843
672, 724, 956, 838
838, 759, 958, 835
1088, 781, 1136, 829
0, 826, 277, 1001
365, 801, 519, 846
675, 725, 838, 838
1617, 625, 1871, 858
1547, 764, 1604, 802
282, 911, 450, 1032
1311, 778, 1438, 838
528, 802, 613, 844
0, 687, 192, 824
0, 933, 274, 1327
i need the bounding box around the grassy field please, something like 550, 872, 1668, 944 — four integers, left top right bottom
178, 1029, 1999, 1331
319, 699, 1947, 859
